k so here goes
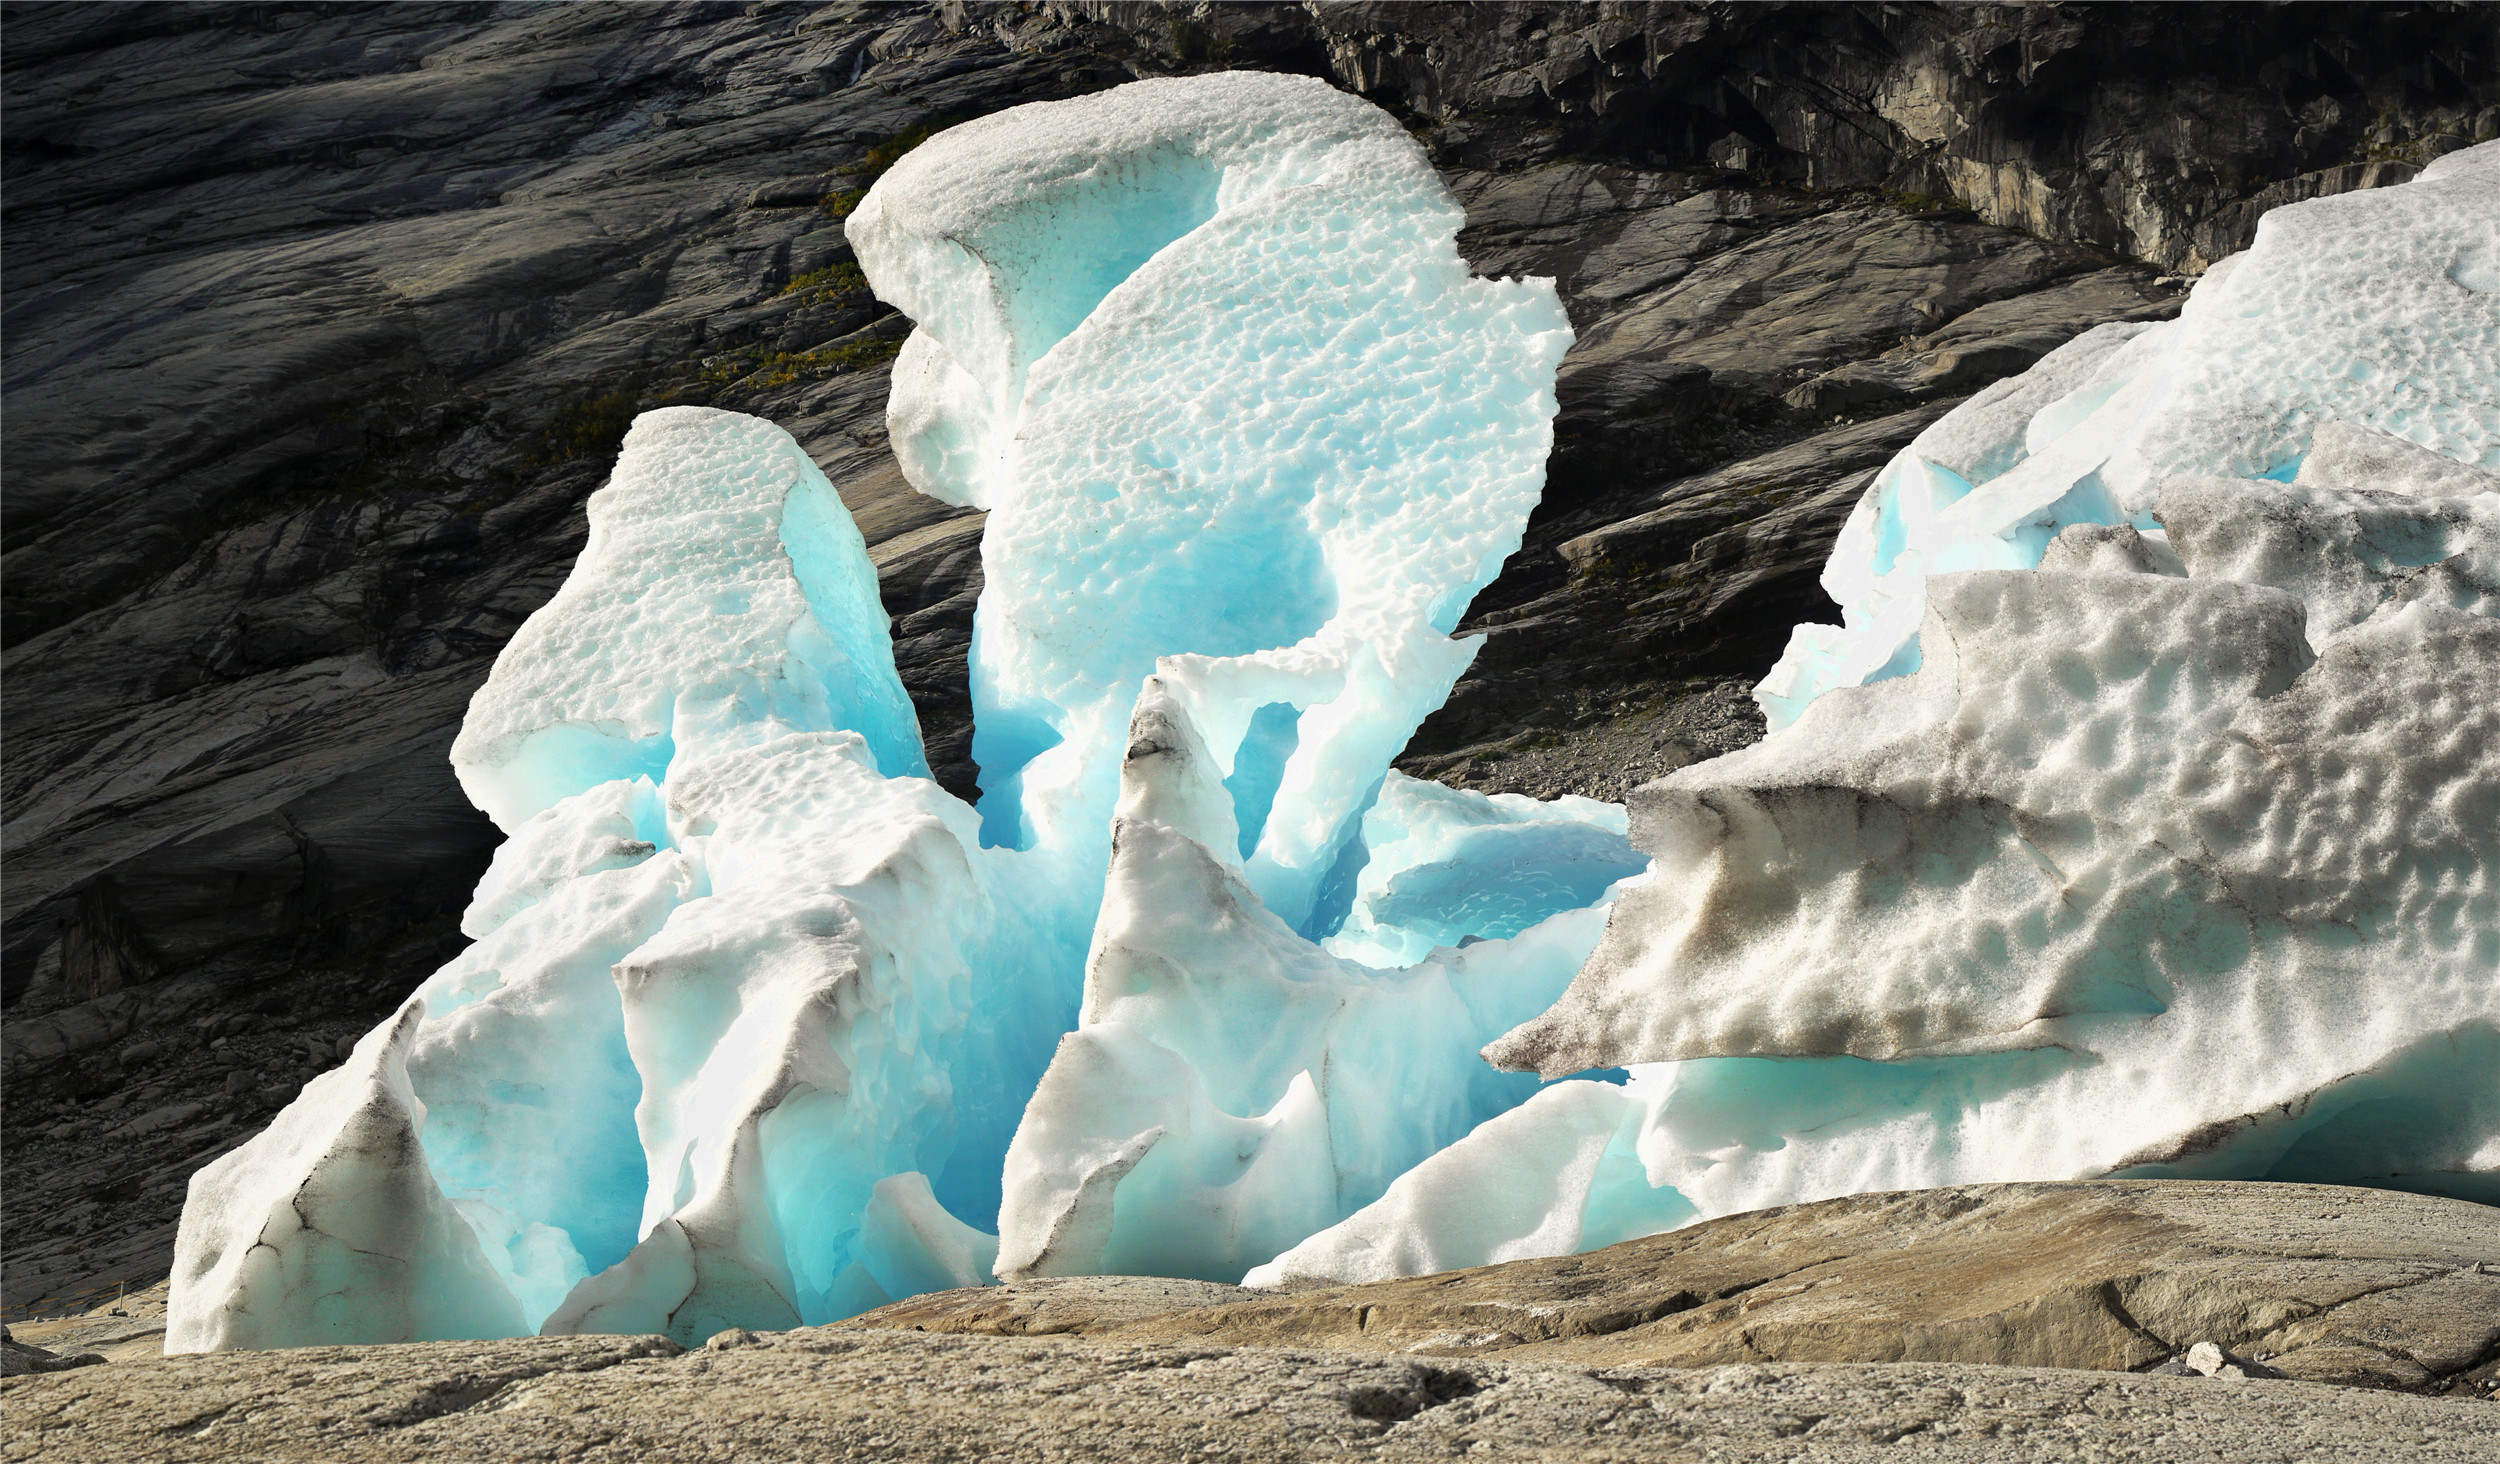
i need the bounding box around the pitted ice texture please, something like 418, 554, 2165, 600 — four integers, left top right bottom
851, 71, 1573, 931
1757, 141, 2500, 731
169, 73, 1589, 1347
1253, 148, 2499, 1289
449, 407, 928, 831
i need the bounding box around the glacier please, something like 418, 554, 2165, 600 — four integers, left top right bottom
1264, 143, 2500, 1286
167, 74, 2498, 1349
167, 71, 1583, 1349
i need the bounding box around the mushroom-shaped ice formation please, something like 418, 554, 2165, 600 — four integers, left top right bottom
168, 71, 1582, 1348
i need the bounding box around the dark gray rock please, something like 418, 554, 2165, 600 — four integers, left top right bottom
6, 0, 2492, 1313
1, 1327, 105, 1378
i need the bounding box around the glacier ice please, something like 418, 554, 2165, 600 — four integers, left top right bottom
450, 408, 928, 829
1755, 141, 2500, 732
992, 679, 1626, 1283
170, 71, 1581, 1349
172, 410, 1020, 1348
168, 93, 2498, 1345
850, 70, 1572, 923
1327, 771, 1646, 970
1266, 144, 2498, 1284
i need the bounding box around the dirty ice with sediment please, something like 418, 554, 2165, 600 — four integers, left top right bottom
164, 76, 2500, 1348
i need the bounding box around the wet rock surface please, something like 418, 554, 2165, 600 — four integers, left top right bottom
6, 2, 2495, 1310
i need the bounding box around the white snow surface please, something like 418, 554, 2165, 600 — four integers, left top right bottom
451, 408, 927, 830
1756, 145, 2500, 731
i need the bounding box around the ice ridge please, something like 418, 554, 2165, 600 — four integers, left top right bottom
1260, 144, 2500, 1288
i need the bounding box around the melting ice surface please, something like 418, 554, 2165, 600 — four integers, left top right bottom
167, 72, 1586, 1348
1260, 144, 2500, 1287
167, 88, 2500, 1349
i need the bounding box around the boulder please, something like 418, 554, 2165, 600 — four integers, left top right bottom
0, 1328, 103, 1378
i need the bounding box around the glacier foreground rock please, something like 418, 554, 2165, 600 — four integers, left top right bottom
168, 71, 1582, 1349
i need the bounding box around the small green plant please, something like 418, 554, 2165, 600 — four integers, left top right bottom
699, 334, 905, 392
1166, 14, 1233, 65
1880, 188, 1955, 213
779, 262, 870, 306
838, 115, 969, 186
524, 389, 640, 469
817, 188, 865, 219
822, 336, 904, 370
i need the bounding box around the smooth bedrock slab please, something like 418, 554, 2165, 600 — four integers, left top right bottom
12, 1183, 2495, 1460
852, 1180, 2500, 1395
7, 1333, 2494, 1463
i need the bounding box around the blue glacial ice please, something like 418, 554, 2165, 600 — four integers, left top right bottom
167, 71, 1586, 1349
992, 679, 1633, 1283
1756, 141, 2500, 732
165, 87, 2499, 1345
1258, 143, 2500, 1287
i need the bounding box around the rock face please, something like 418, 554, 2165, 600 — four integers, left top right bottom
11, 1344, 2500, 1464
5, 1, 2494, 1311
857, 1180, 2500, 1397
16, 1339, 2500, 1464
12, 1182, 2500, 1463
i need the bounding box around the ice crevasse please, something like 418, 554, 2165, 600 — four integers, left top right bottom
165, 75, 2499, 1348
